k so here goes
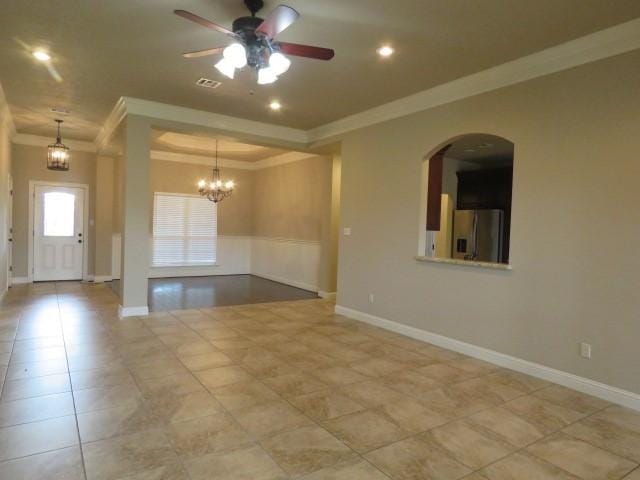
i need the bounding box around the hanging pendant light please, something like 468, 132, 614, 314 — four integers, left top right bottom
47, 119, 70, 171
197, 140, 234, 203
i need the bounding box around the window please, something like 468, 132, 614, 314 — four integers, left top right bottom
152, 193, 217, 267
43, 192, 75, 236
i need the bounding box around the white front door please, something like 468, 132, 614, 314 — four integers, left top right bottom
33, 185, 85, 281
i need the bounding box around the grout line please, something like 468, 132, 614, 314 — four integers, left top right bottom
56, 282, 90, 480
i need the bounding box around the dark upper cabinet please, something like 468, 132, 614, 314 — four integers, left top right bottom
456, 167, 512, 211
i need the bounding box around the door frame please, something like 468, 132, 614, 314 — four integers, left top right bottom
28, 180, 90, 283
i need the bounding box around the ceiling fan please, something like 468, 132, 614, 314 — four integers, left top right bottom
175, 0, 335, 85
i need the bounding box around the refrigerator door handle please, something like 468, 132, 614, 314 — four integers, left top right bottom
471, 211, 479, 260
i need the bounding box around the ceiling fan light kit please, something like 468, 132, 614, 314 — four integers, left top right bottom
175, 0, 334, 85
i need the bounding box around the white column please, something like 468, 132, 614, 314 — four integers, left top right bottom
118, 115, 150, 317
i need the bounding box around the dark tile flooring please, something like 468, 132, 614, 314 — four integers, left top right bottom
109, 275, 318, 311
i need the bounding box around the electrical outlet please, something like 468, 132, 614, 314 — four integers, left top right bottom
368, 293, 374, 303
580, 342, 591, 359
343, 227, 352, 236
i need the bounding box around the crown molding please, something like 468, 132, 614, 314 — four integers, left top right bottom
253, 150, 319, 170
150, 148, 320, 171
0, 82, 16, 139
123, 97, 309, 145
307, 17, 640, 141
150, 150, 255, 170
95, 97, 126, 152
12, 133, 97, 152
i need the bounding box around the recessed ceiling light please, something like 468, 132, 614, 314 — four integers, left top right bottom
269, 100, 282, 111
377, 45, 394, 58
33, 50, 51, 62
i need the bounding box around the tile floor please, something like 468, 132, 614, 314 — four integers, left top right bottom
0, 281, 639, 479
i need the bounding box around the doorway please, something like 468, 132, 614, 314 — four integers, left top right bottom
30, 182, 88, 281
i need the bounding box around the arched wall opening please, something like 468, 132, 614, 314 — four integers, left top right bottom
418, 133, 514, 265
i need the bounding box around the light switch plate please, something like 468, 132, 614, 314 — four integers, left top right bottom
343, 227, 351, 236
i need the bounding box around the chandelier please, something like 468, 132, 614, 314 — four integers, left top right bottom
197, 140, 234, 203
47, 119, 70, 171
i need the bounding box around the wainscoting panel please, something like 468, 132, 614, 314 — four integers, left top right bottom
109, 234, 320, 292
251, 237, 321, 292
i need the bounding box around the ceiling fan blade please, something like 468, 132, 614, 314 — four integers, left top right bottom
255, 5, 299, 39
174, 10, 238, 39
182, 47, 224, 58
277, 42, 334, 60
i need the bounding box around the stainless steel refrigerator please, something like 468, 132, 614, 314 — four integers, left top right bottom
452, 209, 504, 262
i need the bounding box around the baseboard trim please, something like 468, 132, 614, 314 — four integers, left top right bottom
92, 276, 113, 283
118, 305, 149, 318
251, 273, 318, 294
318, 291, 337, 299
10, 277, 30, 284
334, 305, 640, 411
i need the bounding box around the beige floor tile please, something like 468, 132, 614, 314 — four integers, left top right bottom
377, 397, 450, 433
195, 365, 255, 389
338, 379, 404, 407
127, 357, 189, 380
502, 395, 585, 432
78, 403, 161, 443
178, 351, 233, 371
264, 372, 329, 398
261, 425, 355, 475
166, 412, 252, 458
109, 462, 190, 479
312, 366, 368, 386
532, 385, 611, 415
486, 370, 551, 393
0, 391, 74, 427
349, 357, 406, 377
323, 408, 410, 453
449, 358, 499, 376
420, 419, 516, 470
70, 365, 135, 390
289, 389, 366, 421
138, 373, 205, 398
419, 386, 494, 419
380, 369, 442, 397
148, 390, 223, 423
526, 432, 637, 480
1, 373, 71, 401
211, 380, 281, 411
623, 468, 640, 480
299, 457, 389, 480
0, 415, 78, 461
185, 443, 287, 480
232, 400, 312, 438
73, 383, 144, 414
416, 363, 477, 384
83, 428, 178, 480
0, 445, 85, 480
563, 407, 640, 462
481, 451, 580, 479
4, 357, 68, 381
365, 435, 471, 480
451, 376, 527, 403
467, 406, 548, 448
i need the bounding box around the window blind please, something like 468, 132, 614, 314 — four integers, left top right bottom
152, 193, 217, 267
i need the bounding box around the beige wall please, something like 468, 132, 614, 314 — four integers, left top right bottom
337, 50, 640, 394
0, 104, 11, 295
94, 156, 114, 277
11, 144, 97, 277
252, 156, 332, 240
151, 160, 253, 236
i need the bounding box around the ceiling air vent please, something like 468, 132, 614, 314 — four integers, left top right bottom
196, 78, 222, 89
